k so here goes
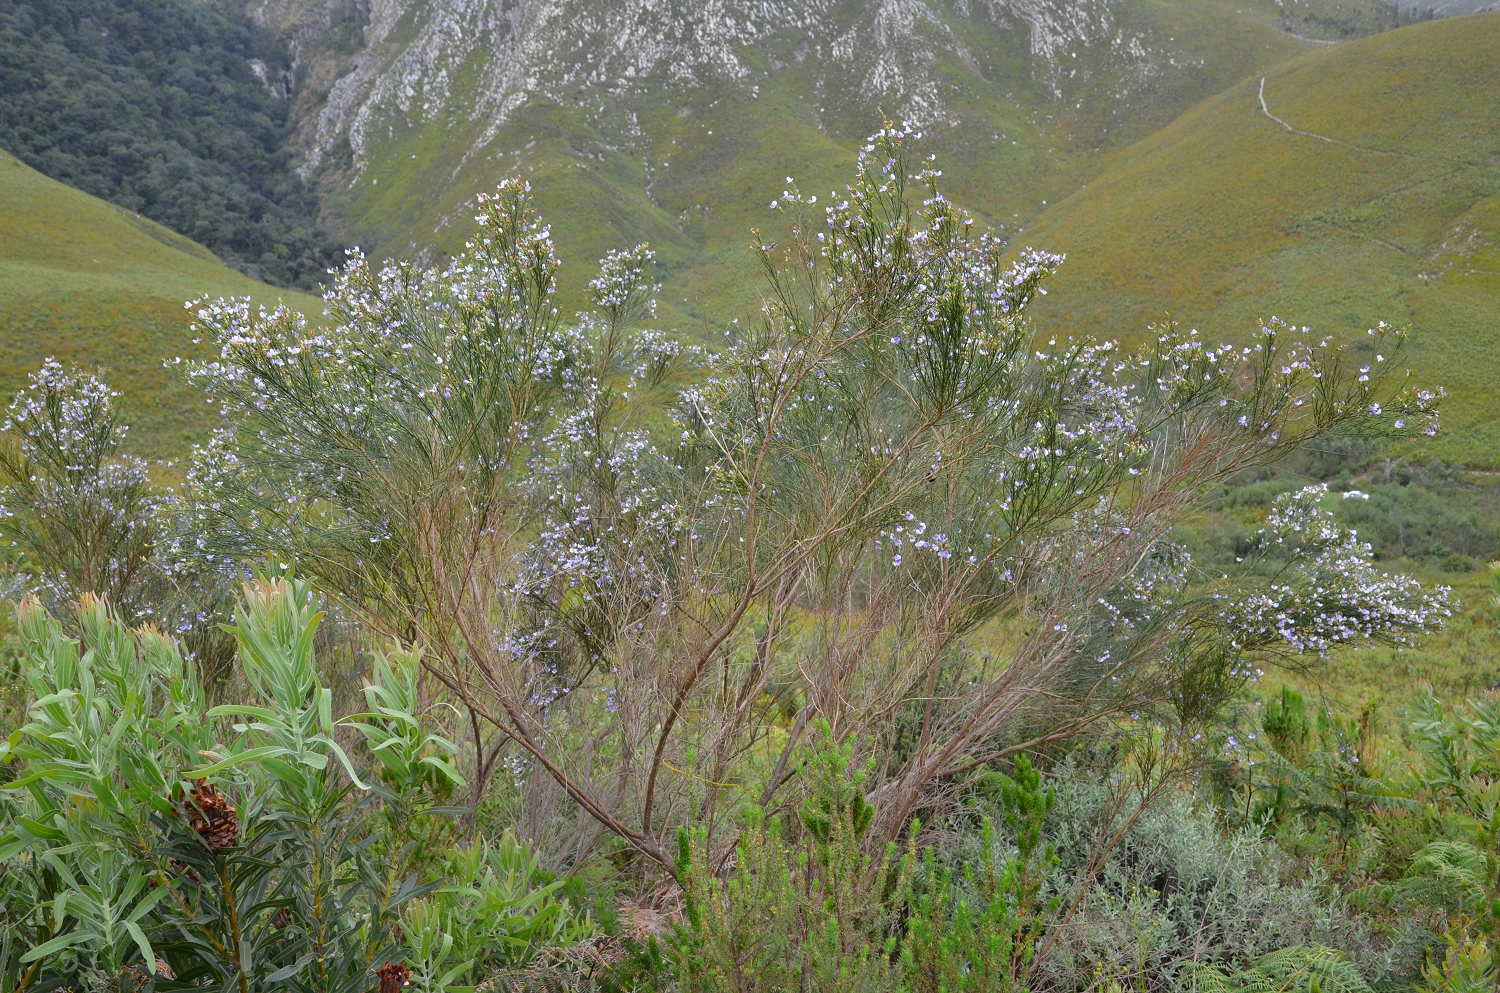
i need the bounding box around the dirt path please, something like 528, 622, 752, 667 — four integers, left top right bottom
1258, 75, 1496, 169
1258, 76, 1400, 154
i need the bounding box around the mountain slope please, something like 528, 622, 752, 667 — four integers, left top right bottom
247, 0, 1328, 316
4, 0, 1485, 459
1014, 12, 1500, 461
0, 149, 321, 456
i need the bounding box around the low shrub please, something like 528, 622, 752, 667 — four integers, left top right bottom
0, 577, 581, 993
1030, 779, 1400, 989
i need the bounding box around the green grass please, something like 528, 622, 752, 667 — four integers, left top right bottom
0, 150, 321, 458
1013, 12, 1500, 463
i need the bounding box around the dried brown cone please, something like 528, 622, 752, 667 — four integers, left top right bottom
375, 962, 410, 993
271, 907, 292, 930
184, 778, 239, 854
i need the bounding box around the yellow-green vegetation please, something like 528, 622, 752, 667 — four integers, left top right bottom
0, 150, 320, 458
1018, 12, 1500, 462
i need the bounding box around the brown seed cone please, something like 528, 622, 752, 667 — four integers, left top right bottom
271, 907, 292, 930
375, 962, 410, 993
184, 778, 239, 854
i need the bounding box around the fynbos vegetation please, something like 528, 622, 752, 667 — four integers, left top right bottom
0, 130, 1480, 992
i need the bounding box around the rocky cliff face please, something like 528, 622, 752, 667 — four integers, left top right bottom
247, 0, 1169, 177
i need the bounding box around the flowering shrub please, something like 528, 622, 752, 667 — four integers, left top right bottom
0, 360, 160, 616
1213, 484, 1451, 656
174, 125, 1446, 884
0, 121, 1463, 993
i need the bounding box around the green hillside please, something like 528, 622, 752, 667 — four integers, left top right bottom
0, 150, 321, 457
1015, 12, 1500, 462
302, 0, 1327, 322
0, 0, 343, 289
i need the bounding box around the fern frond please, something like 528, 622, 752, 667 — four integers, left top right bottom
1176, 962, 1248, 993
1175, 946, 1371, 993
1249, 945, 1372, 993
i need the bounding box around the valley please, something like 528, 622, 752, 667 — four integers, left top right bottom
0, 0, 1495, 461
1017, 12, 1500, 462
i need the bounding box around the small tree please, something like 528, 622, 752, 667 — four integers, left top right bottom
182, 125, 1448, 877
